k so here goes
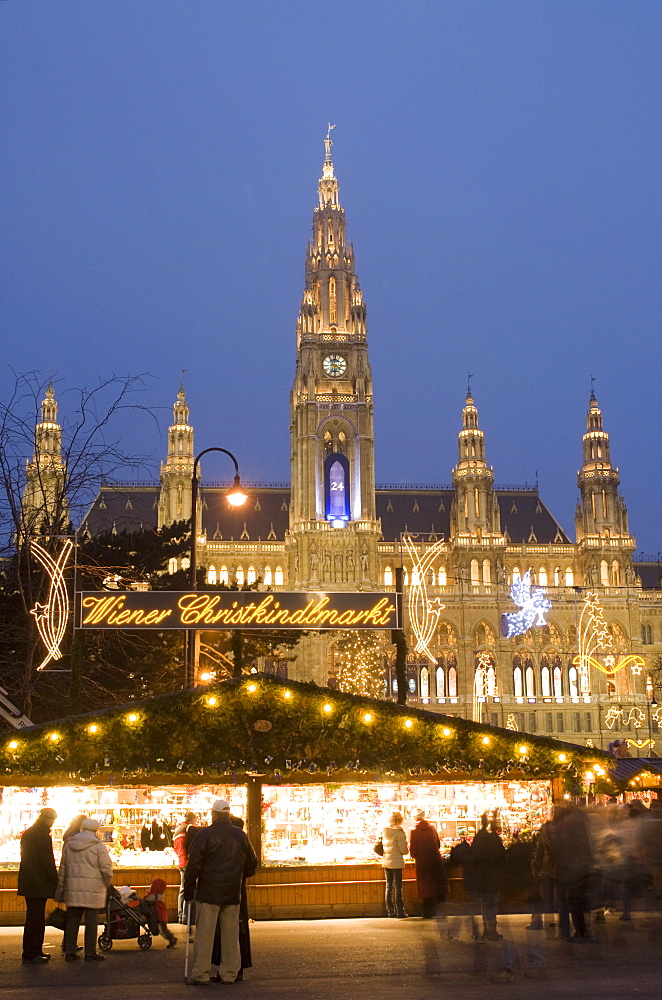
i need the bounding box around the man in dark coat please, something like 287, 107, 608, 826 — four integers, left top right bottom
18, 807, 58, 964
470, 811, 506, 940
409, 810, 449, 918
184, 798, 257, 985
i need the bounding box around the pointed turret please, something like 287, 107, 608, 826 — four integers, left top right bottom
451, 390, 500, 537
158, 383, 195, 527
23, 385, 67, 534
288, 132, 380, 589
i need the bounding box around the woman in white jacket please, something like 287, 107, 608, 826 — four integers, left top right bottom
381, 811, 408, 918
57, 818, 113, 961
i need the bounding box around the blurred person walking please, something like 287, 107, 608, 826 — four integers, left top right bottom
57, 817, 113, 962
17, 807, 58, 965
470, 812, 506, 940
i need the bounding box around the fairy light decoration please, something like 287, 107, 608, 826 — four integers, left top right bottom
29, 538, 73, 670
573, 591, 645, 692
403, 534, 446, 664
499, 572, 551, 639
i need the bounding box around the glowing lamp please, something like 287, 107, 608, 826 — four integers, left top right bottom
8, 740, 18, 750
207, 696, 218, 707
404, 719, 413, 729
200, 671, 214, 682
442, 728, 451, 737
518, 745, 528, 756
323, 703, 333, 713
481, 736, 490, 746
88, 724, 99, 735
227, 475, 247, 507
49, 733, 60, 742
127, 714, 138, 723
283, 690, 292, 700
247, 683, 257, 693
363, 712, 373, 723
585, 771, 594, 782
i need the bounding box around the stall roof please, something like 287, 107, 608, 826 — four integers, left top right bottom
1, 675, 609, 786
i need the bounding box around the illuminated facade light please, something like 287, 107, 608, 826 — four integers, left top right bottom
30, 538, 73, 670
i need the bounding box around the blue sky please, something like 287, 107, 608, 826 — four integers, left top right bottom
1, 1, 660, 552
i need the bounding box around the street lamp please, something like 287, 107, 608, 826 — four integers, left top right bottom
186, 447, 247, 688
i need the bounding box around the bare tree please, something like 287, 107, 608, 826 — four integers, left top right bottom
0, 369, 156, 718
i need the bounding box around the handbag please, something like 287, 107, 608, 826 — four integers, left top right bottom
373, 838, 384, 857
47, 906, 67, 930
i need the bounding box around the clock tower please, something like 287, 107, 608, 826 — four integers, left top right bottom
287, 131, 381, 589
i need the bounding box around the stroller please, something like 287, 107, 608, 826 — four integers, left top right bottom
98, 885, 153, 951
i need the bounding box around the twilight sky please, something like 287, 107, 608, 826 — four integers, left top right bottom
1, 1, 661, 553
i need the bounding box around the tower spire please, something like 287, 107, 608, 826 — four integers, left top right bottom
23, 384, 67, 534
451, 388, 500, 537
158, 382, 195, 527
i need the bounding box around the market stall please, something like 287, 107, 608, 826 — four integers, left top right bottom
0, 676, 608, 922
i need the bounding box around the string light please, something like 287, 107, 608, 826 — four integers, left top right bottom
30, 538, 73, 670
8, 740, 18, 750
585, 771, 594, 782
333, 630, 385, 698
363, 712, 373, 723
403, 534, 447, 663
404, 719, 413, 729
518, 745, 528, 755
481, 736, 490, 746
500, 571, 551, 638
322, 703, 333, 714
442, 728, 452, 737
49, 732, 59, 742
283, 690, 292, 700
87, 724, 99, 734
558, 753, 567, 763
207, 696, 218, 707
127, 714, 138, 723
247, 683, 257, 693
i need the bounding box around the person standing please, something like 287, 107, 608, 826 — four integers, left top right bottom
18, 807, 58, 965
381, 811, 408, 918
57, 818, 113, 962
184, 798, 258, 986
470, 811, 506, 940
174, 811, 199, 923
409, 810, 449, 918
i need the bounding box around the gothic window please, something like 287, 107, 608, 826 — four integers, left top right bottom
324, 452, 350, 521
236, 565, 245, 586
177, 482, 183, 515
437, 621, 457, 646
263, 565, 273, 586
600, 560, 610, 587
602, 490, 608, 518
474, 622, 496, 648
541, 656, 551, 697
168, 558, 178, 575
219, 565, 229, 585
608, 622, 627, 651
411, 566, 421, 586
565, 567, 574, 586
447, 656, 458, 697
525, 657, 535, 697
606, 679, 616, 698
274, 566, 284, 586
474, 488, 480, 517
435, 664, 445, 698
612, 560, 621, 586
338, 430, 347, 454
247, 565, 257, 585
329, 276, 337, 323
403, 568, 409, 586
383, 566, 393, 586
646, 674, 655, 700
590, 492, 596, 519
552, 657, 563, 697
642, 624, 653, 644
324, 430, 333, 454
438, 565, 447, 586
568, 663, 579, 698
554, 566, 561, 586
567, 623, 577, 648
429, 569, 435, 586
327, 222, 334, 246
470, 559, 480, 585
482, 559, 492, 584
538, 566, 548, 587
207, 565, 217, 585
513, 654, 523, 698
420, 666, 430, 698
512, 566, 521, 583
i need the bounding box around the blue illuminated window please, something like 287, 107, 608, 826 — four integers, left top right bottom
324, 452, 350, 520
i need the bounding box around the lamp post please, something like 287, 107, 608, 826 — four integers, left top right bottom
186, 447, 247, 689
647, 697, 658, 758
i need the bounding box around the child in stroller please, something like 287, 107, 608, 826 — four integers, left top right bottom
99, 885, 153, 951
141, 878, 177, 948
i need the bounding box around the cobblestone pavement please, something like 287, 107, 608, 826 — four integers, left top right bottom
1, 912, 661, 1000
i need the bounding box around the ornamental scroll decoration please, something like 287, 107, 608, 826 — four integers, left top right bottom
573, 592, 645, 693
30, 538, 73, 670
403, 534, 446, 664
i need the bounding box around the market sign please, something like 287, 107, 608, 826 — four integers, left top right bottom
77, 590, 399, 630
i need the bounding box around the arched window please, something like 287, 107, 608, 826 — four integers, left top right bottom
602, 489, 608, 518
553, 656, 563, 697
263, 565, 273, 586
513, 655, 523, 698
329, 275, 337, 323
565, 567, 574, 587
383, 566, 393, 586
411, 567, 421, 586
247, 565, 257, 585
470, 559, 480, 585
420, 666, 430, 698
541, 656, 551, 697
236, 565, 245, 586
612, 560, 621, 586
438, 565, 447, 586
512, 565, 521, 583
525, 658, 536, 697
274, 565, 284, 586
325, 452, 350, 520
168, 557, 178, 575
447, 658, 458, 697
487, 665, 497, 696
554, 566, 561, 586
429, 568, 436, 586
646, 674, 655, 700
338, 430, 347, 455
403, 568, 409, 586
600, 560, 610, 587
207, 565, 217, 585
568, 663, 579, 698
474, 488, 480, 517
436, 662, 445, 698
482, 559, 492, 584
324, 430, 333, 454
219, 565, 229, 585
538, 566, 548, 587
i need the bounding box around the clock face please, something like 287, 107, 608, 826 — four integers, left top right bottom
323, 354, 347, 378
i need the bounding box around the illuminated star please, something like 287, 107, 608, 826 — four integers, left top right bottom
630, 662, 643, 675
30, 602, 49, 623
426, 598, 446, 613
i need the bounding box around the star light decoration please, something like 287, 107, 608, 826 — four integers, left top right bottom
403, 534, 447, 663
573, 592, 645, 690
604, 707, 645, 730
30, 538, 73, 670
499, 572, 551, 639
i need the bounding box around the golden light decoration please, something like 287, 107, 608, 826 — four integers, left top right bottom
8, 740, 18, 750
403, 534, 447, 664
481, 736, 491, 746
442, 727, 452, 737
49, 732, 60, 742
626, 738, 655, 749
206, 696, 218, 707
322, 703, 333, 714
585, 771, 595, 782
247, 683, 257, 693
505, 714, 518, 732
518, 745, 528, 756
363, 712, 373, 723
127, 713, 138, 723
88, 724, 99, 734
558, 753, 567, 763
30, 538, 73, 670
404, 719, 413, 729
283, 690, 292, 700
574, 591, 645, 689
605, 706, 645, 730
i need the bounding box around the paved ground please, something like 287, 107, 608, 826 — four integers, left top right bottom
1, 912, 661, 1000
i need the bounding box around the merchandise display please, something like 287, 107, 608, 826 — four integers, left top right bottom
261, 779, 552, 865
0, 784, 246, 869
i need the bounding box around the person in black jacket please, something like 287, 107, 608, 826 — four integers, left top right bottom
470, 811, 506, 941
17, 808, 58, 964
184, 798, 258, 986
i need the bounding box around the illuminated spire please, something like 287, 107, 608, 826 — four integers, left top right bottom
23, 384, 67, 533
576, 391, 630, 542
158, 383, 195, 527
451, 388, 500, 537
